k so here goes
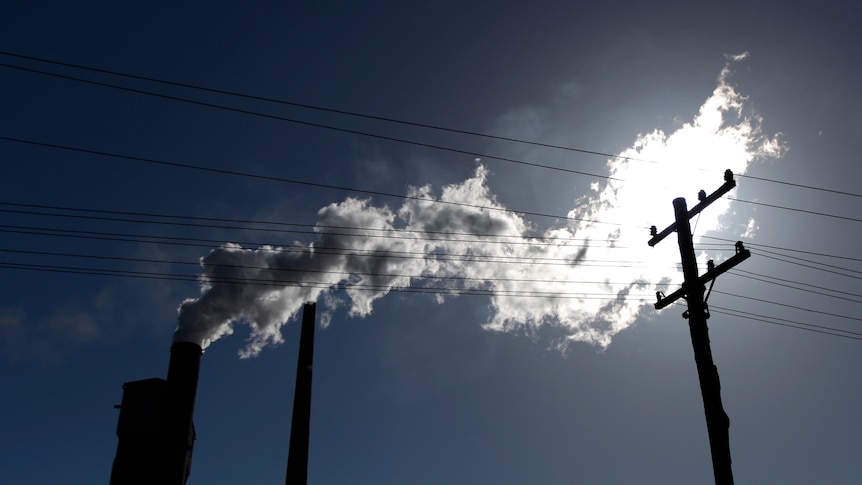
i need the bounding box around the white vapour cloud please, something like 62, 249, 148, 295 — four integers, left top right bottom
175, 57, 785, 357
725, 51, 750, 62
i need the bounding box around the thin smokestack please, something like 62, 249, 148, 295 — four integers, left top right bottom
165, 341, 203, 485
286, 302, 316, 485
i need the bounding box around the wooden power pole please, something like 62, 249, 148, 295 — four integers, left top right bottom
648, 170, 750, 485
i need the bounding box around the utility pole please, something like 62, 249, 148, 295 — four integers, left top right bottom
649, 170, 750, 485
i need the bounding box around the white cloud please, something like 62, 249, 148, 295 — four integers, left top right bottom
742, 217, 758, 239
725, 51, 750, 62
176, 59, 786, 357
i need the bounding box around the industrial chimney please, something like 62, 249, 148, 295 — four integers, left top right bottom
110, 342, 203, 485
164, 341, 203, 484
286, 302, 317, 485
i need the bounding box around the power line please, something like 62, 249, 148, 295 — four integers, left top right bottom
0, 261, 657, 300
665, 299, 862, 342
734, 173, 862, 200
0, 248, 663, 287
2, 58, 856, 228
0, 50, 632, 163
699, 239, 862, 281
11, 220, 857, 297
0, 135, 634, 229
710, 306, 862, 341
9, 202, 862, 293
731, 269, 862, 299
5, 54, 861, 330
4, 134, 857, 235
727, 197, 862, 224
0, 204, 639, 249
753, 248, 862, 273
5, 201, 859, 267
0, 201, 559, 241
3, 49, 860, 201
0, 225, 680, 268
728, 270, 862, 304
753, 252, 862, 281
3, 256, 858, 343
0, 62, 618, 182
711, 290, 862, 323
702, 235, 862, 263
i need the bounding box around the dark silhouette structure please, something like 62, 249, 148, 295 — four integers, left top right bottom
110, 342, 202, 485
286, 302, 317, 485
649, 170, 749, 485
110, 378, 169, 484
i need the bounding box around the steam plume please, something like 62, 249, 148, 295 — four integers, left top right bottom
174, 56, 785, 357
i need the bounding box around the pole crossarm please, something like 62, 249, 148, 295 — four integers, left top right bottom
648, 169, 736, 247
655, 242, 751, 310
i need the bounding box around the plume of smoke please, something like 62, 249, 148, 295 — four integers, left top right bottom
174, 56, 785, 357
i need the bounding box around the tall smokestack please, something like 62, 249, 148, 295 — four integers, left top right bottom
286, 303, 316, 485
110, 342, 202, 485
164, 341, 203, 485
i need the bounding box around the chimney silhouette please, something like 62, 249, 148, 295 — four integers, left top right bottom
286, 302, 316, 485
164, 341, 203, 484
110, 342, 202, 485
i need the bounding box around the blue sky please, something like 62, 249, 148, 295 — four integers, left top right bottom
1, 2, 861, 484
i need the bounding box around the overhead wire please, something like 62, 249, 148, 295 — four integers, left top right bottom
753, 251, 862, 281
2, 255, 859, 342
0, 50, 631, 163
0, 203, 645, 249
4, 229, 860, 344
0, 135, 637, 229
2, 200, 859, 276
727, 197, 862, 224
0, 248, 668, 288
0, 201, 557, 241
711, 290, 862, 323
5, 201, 858, 269
727, 270, 862, 305
2, 133, 856, 235
730, 268, 862, 300
710, 306, 862, 341
701, 235, 862, 263
0, 261, 657, 300
13, 204, 824, 316
0, 56, 857, 228
753, 248, 862, 273
0, 62, 619, 182
0, 224, 682, 268
5, 201, 861, 314
3, 51, 862, 345
2, 49, 861, 201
